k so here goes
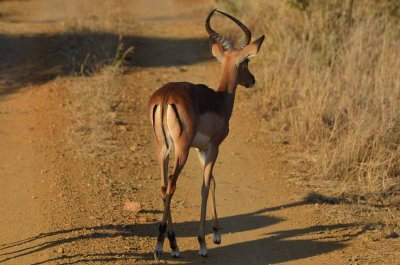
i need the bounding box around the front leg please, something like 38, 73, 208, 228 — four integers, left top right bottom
197, 145, 219, 257
210, 175, 221, 244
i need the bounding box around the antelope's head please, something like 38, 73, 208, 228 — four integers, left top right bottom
205, 9, 265, 88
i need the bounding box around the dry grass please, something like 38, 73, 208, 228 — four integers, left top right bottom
58, 17, 133, 75
62, 66, 125, 156
56, 15, 132, 157
217, 0, 400, 205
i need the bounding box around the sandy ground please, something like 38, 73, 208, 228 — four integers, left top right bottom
0, 0, 399, 264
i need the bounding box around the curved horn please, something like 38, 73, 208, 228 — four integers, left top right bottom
216, 10, 252, 49
205, 8, 233, 50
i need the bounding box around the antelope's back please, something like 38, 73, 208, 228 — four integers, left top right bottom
148, 82, 225, 117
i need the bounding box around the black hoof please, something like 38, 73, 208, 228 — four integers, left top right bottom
213, 238, 221, 244
198, 249, 208, 257
171, 251, 180, 258
154, 250, 162, 261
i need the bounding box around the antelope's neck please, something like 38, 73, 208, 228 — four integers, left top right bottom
217, 63, 238, 120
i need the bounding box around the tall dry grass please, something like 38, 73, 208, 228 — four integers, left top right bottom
56, 14, 132, 157
58, 16, 133, 75
217, 0, 400, 204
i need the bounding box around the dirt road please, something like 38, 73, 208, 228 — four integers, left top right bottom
0, 1, 397, 264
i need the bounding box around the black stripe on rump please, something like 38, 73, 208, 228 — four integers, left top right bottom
170, 104, 183, 136
161, 104, 169, 149
152, 105, 158, 140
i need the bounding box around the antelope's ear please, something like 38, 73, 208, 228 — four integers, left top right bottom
236, 35, 265, 65
211, 40, 225, 62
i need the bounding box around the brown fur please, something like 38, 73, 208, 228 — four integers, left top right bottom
149, 11, 265, 259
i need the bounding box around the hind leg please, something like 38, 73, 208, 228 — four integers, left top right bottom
154, 142, 170, 259
154, 144, 189, 260
152, 143, 179, 258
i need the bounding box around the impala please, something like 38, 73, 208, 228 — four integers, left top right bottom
148, 8, 265, 259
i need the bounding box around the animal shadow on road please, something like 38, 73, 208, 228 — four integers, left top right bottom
0, 197, 369, 264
